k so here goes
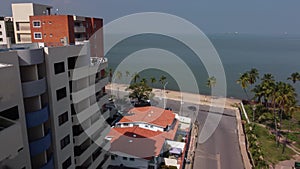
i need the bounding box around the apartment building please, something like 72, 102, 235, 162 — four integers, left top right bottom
29, 15, 103, 47
0, 56, 32, 169
0, 42, 110, 169
0, 17, 15, 46
12, 3, 52, 44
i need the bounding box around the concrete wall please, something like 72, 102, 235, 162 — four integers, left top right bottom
0, 52, 32, 169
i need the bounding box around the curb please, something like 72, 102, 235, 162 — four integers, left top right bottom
235, 107, 252, 169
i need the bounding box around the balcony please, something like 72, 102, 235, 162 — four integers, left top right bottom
90, 57, 108, 67
101, 109, 110, 120
17, 48, 44, 66
0, 117, 23, 162
96, 93, 110, 107
75, 126, 110, 166
26, 106, 49, 128
29, 130, 51, 157
22, 77, 47, 98
73, 117, 108, 146
40, 155, 54, 169
94, 76, 109, 90
74, 26, 86, 33
72, 103, 98, 125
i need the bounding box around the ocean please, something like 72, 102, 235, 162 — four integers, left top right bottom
106, 34, 300, 100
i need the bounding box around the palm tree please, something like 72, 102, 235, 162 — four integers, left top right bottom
159, 75, 167, 86
260, 74, 275, 106
132, 72, 140, 83
125, 71, 130, 77
107, 68, 113, 83
150, 77, 156, 86
237, 72, 250, 99
116, 71, 122, 82
206, 76, 216, 89
273, 82, 297, 148
140, 78, 147, 84
249, 68, 259, 85
287, 72, 300, 84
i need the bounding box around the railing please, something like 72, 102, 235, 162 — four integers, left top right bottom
90, 57, 108, 66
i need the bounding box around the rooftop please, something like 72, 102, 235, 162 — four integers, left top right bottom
119, 106, 176, 128
107, 120, 179, 159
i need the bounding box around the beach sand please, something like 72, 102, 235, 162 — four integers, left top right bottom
106, 83, 241, 110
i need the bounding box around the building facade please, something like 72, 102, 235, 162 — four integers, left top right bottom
0, 17, 15, 46
29, 15, 103, 47
12, 3, 52, 44
0, 42, 110, 169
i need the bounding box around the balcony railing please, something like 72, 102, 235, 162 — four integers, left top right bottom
90, 57, 108, 66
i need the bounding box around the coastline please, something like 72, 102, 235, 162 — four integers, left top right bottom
106, 83, 242, 110
106, 83, 252, 169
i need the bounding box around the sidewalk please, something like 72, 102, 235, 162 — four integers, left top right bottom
106, 83, 251, 169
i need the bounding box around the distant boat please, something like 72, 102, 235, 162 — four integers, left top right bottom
234, 32, 239, 35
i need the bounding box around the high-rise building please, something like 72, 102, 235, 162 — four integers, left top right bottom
0, 16, 15, 46
29, 15, 103, 47
0, 42, 111, 169
12, 3, 52, 44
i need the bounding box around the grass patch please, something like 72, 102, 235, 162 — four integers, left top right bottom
253, 125, 295, 164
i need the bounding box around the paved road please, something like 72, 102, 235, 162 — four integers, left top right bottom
107, 89, 244, 169
164, 99, 244, 169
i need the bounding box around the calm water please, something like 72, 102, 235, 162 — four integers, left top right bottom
106, 34, 300, 100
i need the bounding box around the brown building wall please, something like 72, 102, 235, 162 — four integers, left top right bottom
30, 15, 102, 49
30, 15, 74, 47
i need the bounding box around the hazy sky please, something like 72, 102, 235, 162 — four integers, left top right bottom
1, 0, 300, 34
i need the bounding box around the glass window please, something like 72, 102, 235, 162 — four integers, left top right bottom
58, 112, 68, 126
33, 21, 41, 27
34, 32, 42, 39
56, 87, 67, 101
62, 157, 71, 169
54, 62, 65, 75
60, 135, 70, 149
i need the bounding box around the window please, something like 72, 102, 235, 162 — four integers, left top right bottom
58, 112, 68, 126
34, 32, 42, 39
123, 157, 128, 160
129, 158, 135, 161
0, 31, 2, 35
62, 157, 71, 169
111, 155, 115, 160
44, 33, 46, 37
0, 38, 3, 42
54, 62, 65, 74
48, 21, 52, 24
56, 87, 67, 101
60, 135, 70, 149
49, 33, 53, 37
0, 106, 19, 120
33, 21, 41, 27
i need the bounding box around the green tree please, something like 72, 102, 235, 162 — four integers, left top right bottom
159, 75, 167, 86
249, 68, 259, 85
140, 78, 147, 84
115, 71, 122, 82
206, 76, 216, 89
237, 72, 250, 99
125, 71, 130, 77
132, 72, 140, 83
126, 82, 153, 103
287, 72, 300, 84
150, 77, 156, 85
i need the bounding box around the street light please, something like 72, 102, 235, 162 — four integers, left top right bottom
163, 82, 168, 108
252, 105, 256, 122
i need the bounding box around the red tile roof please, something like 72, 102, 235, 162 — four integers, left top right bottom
107, 120, 179, 159
119, 106, 175, 128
